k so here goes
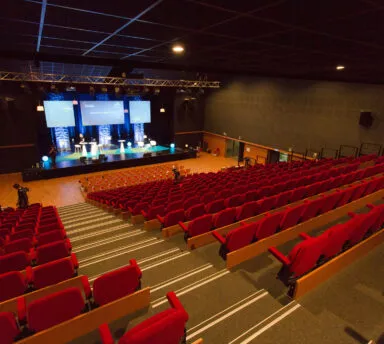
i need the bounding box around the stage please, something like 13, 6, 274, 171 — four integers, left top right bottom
22, 146, 196, 181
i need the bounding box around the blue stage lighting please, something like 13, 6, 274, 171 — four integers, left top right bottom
127, 142, 132, 147
170, 143, 175, 148
42, 156, 49, 162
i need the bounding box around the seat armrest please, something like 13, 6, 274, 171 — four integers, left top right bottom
366, 203, 375, 210
156, 214, 164, 224
178, 221, 188, 232
129, 259, 142, 278
167, 292, 186, 315
81, 276, 92, 299
61, 229, 67, 238
348, 212, 357, 218
71, 253, 79, 269
17, 297, 26, 324
268, 247, 291, 266
299, 232, 311, 240
29, 249, 36, 262
140, 210, 147, 217
65, 238, 72, 252
25, 266, 33, 285
212, 230, 226, 244
98, 324, 114, 344
128, 207, 133, 213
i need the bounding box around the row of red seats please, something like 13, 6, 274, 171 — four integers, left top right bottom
0, 260, 189, 344
211, 176, 384, 258
269, 201, 384, 288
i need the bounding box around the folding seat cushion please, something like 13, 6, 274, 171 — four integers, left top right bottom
279, 203, 307, 231
300, 197, 325, 222
29, 257, 81, 290
185, 203, 206, 221
201, 192, 215, 204
157, 209, 185, 228
255, 197, 276, 215
0, 271, 27, 302
319, 191, 342, 214
236, 202, 257, 222
183, 197, 200, 211
93, 260, 141, 307
3, 238, 33, 255
141, 205, 165, 221
321, 223, 350, 259
99, 291, 188, 344
32, 241, 72, 265
349, 182, 368, 202
0, 312, 20, 344
180, 214, 213, 238
274, 190, 292, 209
269, 236, 326, 282
254, 212, 284, 241
289, 186, 307, 203
213, 223, 257, 255
0, 251, 30, 274
166, 200, 184, 213
335, 187, 355, 207
34, 230, 67, 247
224, 194, 245, 208
205, 199, 225, 214
23, 287, 85, 333
8, 229, 35, 242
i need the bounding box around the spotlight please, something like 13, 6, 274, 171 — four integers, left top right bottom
101, 86, 108, 93
37, 103, 44, 112
150, 140, 157, 146
89, 86, 95, 95
170, 143, 175, 148
336, 65, 345, 70
42, 156, 48, 162
185, 144, 189, 148
172, 44, 184, 53
160, 107, 165, 113
115, 87, 121, 94
72, 99, 78, 105
154, 88, 160, 95
143, 135, 148, 139
127, 142, 132, 147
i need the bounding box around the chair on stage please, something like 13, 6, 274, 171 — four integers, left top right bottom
74, 145, 81, 154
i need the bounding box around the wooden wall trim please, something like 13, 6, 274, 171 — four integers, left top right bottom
293, 228, 384, 299
0, 144, 35, 150
175, 131, 204, 135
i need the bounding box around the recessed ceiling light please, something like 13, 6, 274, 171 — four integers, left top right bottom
172, 44, 184, 53
336, 65, 345, 70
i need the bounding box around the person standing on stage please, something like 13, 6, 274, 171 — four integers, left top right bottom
48, 144, 58, 167
13, 184, 29, 209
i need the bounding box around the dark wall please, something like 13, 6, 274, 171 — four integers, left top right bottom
204, 77, 384, 153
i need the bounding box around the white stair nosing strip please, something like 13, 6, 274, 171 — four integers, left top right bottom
58, 206, 96, 215
80, 240, 165, 268
141, 252, 190, 272
65, 219, 123, 235
186, 291, 269, 341
58, 203, 91, 211
69, 224, 133, 242
151, 264, 213, 293
61, 213, 114, 225
235, 304, 301, 344
73, 231, 145, 252
65, 216, 118, 229
79, 238, 159, 263
87, 248, 181, 283
228, 301, 299, 344
151, 270, 230, 309
187, 289, 267, 334
59, 209, 105, 219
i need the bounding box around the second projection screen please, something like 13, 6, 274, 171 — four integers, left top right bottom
80, 101, 124, 126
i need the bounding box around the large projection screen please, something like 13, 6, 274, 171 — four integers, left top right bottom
43, 101, 76, 128
129, 101, 151, 124
80, 101, 124, 126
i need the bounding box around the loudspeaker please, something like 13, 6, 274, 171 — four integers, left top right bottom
143, 152, 152, 158
359, 111, 373, 128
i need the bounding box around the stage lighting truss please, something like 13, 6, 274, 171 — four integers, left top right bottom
0, 71, 220, 88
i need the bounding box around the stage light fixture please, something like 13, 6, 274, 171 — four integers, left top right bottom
42, 156, 48, 162
150, 140, 157, 146
185, 144, 189, 148
336, 65, 345, 70
170, 143, 175, 148
143, 135, 148, 139
154, 88, 160, 95
172, 44, 185, 53
160, 107, 165, 113
36, 102, 44, 112
89, 86, 95, 95
72, 99, 78, 105
101, 86, 108, 93
127, 142, 132, 147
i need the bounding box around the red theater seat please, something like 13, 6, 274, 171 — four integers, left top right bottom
98, 292, 188, 344
318, 191, 341, 214
0, 312, 20, 344
21, 287, 86, 333
320, 223, 350, 260
300, 197, 325, 222
254, 212, 284, 240
166, 200, 184, 213
34, 230, 67, 247
185, 203, 206, 221
346, 211, 381, 246
225, 194, 245, 208
141, 205, 165, 221
8, 229, 35, 242
0, 271, 28, 302
128, 202, 150, 216
335, 187, 355, 207
236, 202, 257, 221
157, 209, 185, 228
179, 214, 212, 239
32, 241, 75, 266
212, 207, 236, 228
201, 192, 215, 204
0, 251, 30, 274
274, 191, 291, 209
183, 196, 200, 211
93, 260, 142, 307
205, 199, 225, 214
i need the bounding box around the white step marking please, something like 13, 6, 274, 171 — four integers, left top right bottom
186, 291, 269, 341
65, 216, 117, 229
65, 219, 123, 235
69, 224, 133, 242
141, 252, 190, 272
61, 213, 113, 225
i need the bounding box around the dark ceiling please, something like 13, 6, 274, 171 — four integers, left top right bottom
1, 0, 384, 83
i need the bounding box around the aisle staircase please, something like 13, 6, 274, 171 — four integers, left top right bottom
58, 203, 364, 344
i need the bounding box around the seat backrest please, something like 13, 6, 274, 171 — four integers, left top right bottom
9, 229, 35, 242
279, 203, 307, 231
4, 238, 32, 254
236, 202, 257, 222
319, 191, 342, 214
166, 200, 184, 213
289, 186, 307, 203
187, 214, 213, 237
335, 187, 355, 207
244, 190, 259, 203
305, 183, 321, 198
255, 212, 284, 240
363, 178, 381, 196
256, 196, 276, 215
350, 182, 368, 202
288, 237, 325, 277
0, 271, 26, 302
205, 199, 225, 214
217, 189, 232, 199
183, 197, 200, 211
152, 197, 167, 207
36, 230, 66, 247
370, 204, 384, 233
32, 257, 75, 290
36, 241, 70, 265
38, 222, 63, 234
321, 223, 350, 259
185, 204, 206, 221
275, 191, 291, 209
27, 287, 85, 332
300, 197, 325, 222
347, 211, 381, 245
225, 195, 245, 208
0, 228, 11, 239
201, 192, 216, 204
214, 207, 237, 228
225, 223, 257, 252
164, 209, 185, 228
93, 261, 141, 306
0, 251, 30, 274
0, 312, 20, 344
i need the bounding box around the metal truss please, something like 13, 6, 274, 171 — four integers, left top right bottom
0, 71, 220, 88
